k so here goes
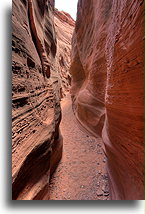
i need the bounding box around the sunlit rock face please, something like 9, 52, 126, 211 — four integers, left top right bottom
12, 0, 64, 200
70, 0, 143, 200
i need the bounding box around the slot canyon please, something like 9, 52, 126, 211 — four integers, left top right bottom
12, 0, 144, 200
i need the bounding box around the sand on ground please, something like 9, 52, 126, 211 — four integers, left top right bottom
49, 93, 109, 200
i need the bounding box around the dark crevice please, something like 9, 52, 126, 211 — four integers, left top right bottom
45, 65, 50, 78
27, 57, 35, 68
12, 97, 28, 108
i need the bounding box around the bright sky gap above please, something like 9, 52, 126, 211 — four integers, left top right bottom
55, 0, 78, 20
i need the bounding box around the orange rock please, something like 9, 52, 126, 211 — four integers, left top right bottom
53, 9, 75, 99
55, 9, 75, 27
70, 0, 144, 200
12, 0, 64, 200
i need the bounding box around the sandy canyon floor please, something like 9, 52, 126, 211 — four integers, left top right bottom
49, 93, 110, 200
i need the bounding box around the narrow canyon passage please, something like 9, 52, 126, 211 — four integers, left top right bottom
12, 0, 143, 200
49, 93, 110, 200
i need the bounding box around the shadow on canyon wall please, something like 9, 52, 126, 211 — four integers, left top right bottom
3, 6, 141, 208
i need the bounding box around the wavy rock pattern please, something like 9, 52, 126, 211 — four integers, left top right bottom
12, 0, 73, 200
52, 9, 75, 98
70, 0, 143, 199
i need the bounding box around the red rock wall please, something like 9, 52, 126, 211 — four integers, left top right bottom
52, 9, 74, 98
70, 0, 144, 199
12, 0, 62, 200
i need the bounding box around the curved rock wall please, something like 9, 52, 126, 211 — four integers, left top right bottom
53, 9, 74, 98
12, 0, 73, 200
70, 0, 143, 199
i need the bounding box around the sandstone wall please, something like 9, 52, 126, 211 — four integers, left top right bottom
70, 0, 143, 200
12, 0, 73, 200
53, 9, 74, 98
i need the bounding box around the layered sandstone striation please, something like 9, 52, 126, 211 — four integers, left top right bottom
53, 9, 74, 98
70, 0, 143, 199
12, 0, 73, 200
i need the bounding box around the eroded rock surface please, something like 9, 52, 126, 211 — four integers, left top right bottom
70, 0, 143, 199
53, 9, 74, 98
12, 0, 74, 200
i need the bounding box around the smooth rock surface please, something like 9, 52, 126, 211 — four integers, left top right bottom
70, 0, 143, 200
